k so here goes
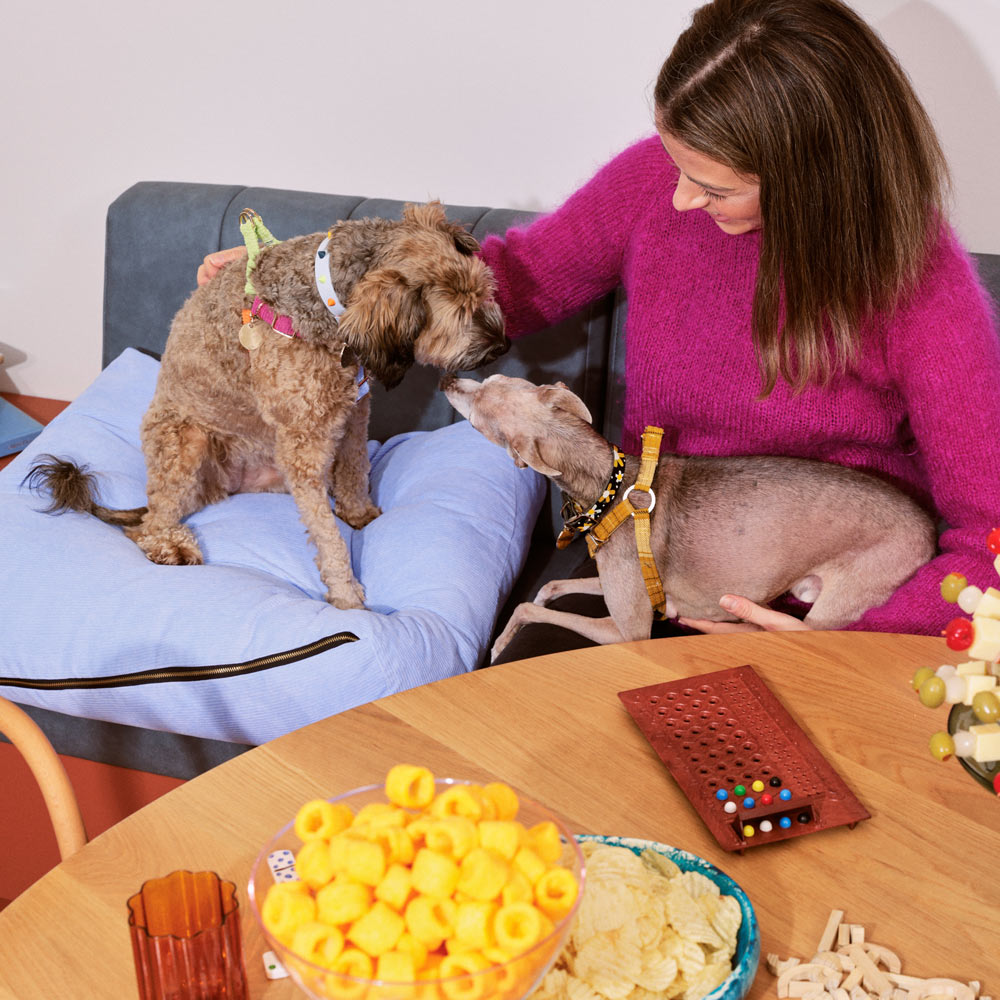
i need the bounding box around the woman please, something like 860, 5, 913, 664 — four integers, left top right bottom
474, 0, 1000, 648
201, 0, 1000, 650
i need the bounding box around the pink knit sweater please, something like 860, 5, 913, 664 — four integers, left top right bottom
479, 136, 1000, 635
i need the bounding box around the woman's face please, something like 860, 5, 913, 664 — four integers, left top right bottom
658, 131, 762, 235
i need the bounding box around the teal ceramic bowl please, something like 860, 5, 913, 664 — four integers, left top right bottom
578, 834, 760, 1000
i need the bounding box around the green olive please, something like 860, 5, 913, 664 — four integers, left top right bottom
972, 690, 1000, 724
940, 573, 967, 603
918, 675, 947, 709
911, 666, 935, 691
929, 731, 955, 761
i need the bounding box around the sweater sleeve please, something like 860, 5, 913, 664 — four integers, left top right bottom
478, 136, 671, 338
846, 233, 1000, 635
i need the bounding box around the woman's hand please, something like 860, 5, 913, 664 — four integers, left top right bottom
678, 594, 812, 633
196, 246, 247, 286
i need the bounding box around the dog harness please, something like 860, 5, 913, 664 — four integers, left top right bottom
236, 209, 368, 400
561, 426, 667, 618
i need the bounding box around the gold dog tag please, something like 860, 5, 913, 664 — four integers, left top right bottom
239, 320, 264, 351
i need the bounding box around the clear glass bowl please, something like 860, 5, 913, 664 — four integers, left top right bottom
248, 779, 586, 1000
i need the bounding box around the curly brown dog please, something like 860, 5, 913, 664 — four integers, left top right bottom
29, 202, 508, 609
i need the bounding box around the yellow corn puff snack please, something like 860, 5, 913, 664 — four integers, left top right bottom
375, 862, 414, 912
327, 948, 375, 1000
348, 900, 406, 957
501, 869, 533, 906
511, 846, 547, 886
376, 827, 416, 866
395, 931, 430, 972
261, 881, 317, 947
451, 900, 499, 951
526, 821, 563, 864
477, 820, 522, 861
296, 837, 337, 890
316, 880, 373, 925
430, 785, 484, 822
405, 895, 458, 948
493, 902, 544, 953
377, 949, 417, 985
294, 799, 354, 842
534, 867, 579, 920
385, 764, 436, 809
412, 847, 460, 898
457, 848, 509, 901
481, 782, 519, 821
425, 817, 479, 860
290, 921, 345, 969
345, 837, 388, 887
355, 802, 409, 830
438, 952, 493, 1000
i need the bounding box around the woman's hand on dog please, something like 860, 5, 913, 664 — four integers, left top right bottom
196, 246, 247, 286
678, 594, 812, 634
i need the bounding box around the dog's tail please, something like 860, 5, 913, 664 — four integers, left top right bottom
24, 456, 147, 527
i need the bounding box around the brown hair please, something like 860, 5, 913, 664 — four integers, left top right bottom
654, 0, 950, 395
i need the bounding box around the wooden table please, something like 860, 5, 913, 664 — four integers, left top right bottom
1, 632, 996, 998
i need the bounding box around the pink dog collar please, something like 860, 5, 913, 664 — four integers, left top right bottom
250, 297, 300, 339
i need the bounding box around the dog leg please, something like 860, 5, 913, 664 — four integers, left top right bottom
491, 604, 627, 662
126, 414, 214, 565
534, 575, 604, 605
329, 394, 381, 529
274, 429, 366, 610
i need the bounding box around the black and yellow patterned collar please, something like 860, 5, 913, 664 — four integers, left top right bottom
555, 446, 627, 549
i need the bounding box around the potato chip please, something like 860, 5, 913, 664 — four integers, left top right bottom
662, 884, 722, 949
680, 961, 731, 1000
700, 893, 742, 950
634, 955, 679, 993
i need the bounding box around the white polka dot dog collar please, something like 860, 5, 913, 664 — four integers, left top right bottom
315, 235, 346, 319
315, 232, 368, 401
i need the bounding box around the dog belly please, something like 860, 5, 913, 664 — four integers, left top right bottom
235, 463, 286, 493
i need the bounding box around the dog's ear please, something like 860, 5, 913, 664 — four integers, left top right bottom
507, 435, 563, 478
448, 227, 481, 257
403, 201, 448, 229
403, 201, 481, 256
339, 269, 422, 389
541, 384, 592, 425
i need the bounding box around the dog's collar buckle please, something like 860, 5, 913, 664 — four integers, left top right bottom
586, 426, 667, 618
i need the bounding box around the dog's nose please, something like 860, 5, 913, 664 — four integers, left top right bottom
483, 336, 510, 363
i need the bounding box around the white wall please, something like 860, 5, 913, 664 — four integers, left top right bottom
3, 0, 999, 399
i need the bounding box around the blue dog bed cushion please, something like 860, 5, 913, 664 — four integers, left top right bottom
0, 349, 544, 745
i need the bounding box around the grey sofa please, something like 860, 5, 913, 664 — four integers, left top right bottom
11, 180, 1000, 779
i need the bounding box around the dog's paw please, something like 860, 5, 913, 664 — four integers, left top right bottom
325, 579, 367, 610
127, 524, 203, 566
336, 501, 381, 530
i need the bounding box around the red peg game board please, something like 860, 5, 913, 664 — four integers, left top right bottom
619, 665, 870, 852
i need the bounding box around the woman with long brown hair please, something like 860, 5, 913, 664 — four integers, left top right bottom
476, 0, 1000, 646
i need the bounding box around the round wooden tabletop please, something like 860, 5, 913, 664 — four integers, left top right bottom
0, 631, 996, 999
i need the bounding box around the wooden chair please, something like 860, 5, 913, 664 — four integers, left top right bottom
0, 697, 87, 864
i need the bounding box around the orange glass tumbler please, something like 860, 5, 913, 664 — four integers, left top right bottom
127, 869, 249, 1000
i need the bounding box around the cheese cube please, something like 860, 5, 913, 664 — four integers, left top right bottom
956, 660, 989, 676
962, 674, 998, 704
967, 617, 1000, 662
970, 723, 1000, 763
973, 587, 1000, 621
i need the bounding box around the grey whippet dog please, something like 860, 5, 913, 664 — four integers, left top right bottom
442, 373, 936, 660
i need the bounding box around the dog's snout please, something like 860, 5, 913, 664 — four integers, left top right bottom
482, 336, 510, 364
